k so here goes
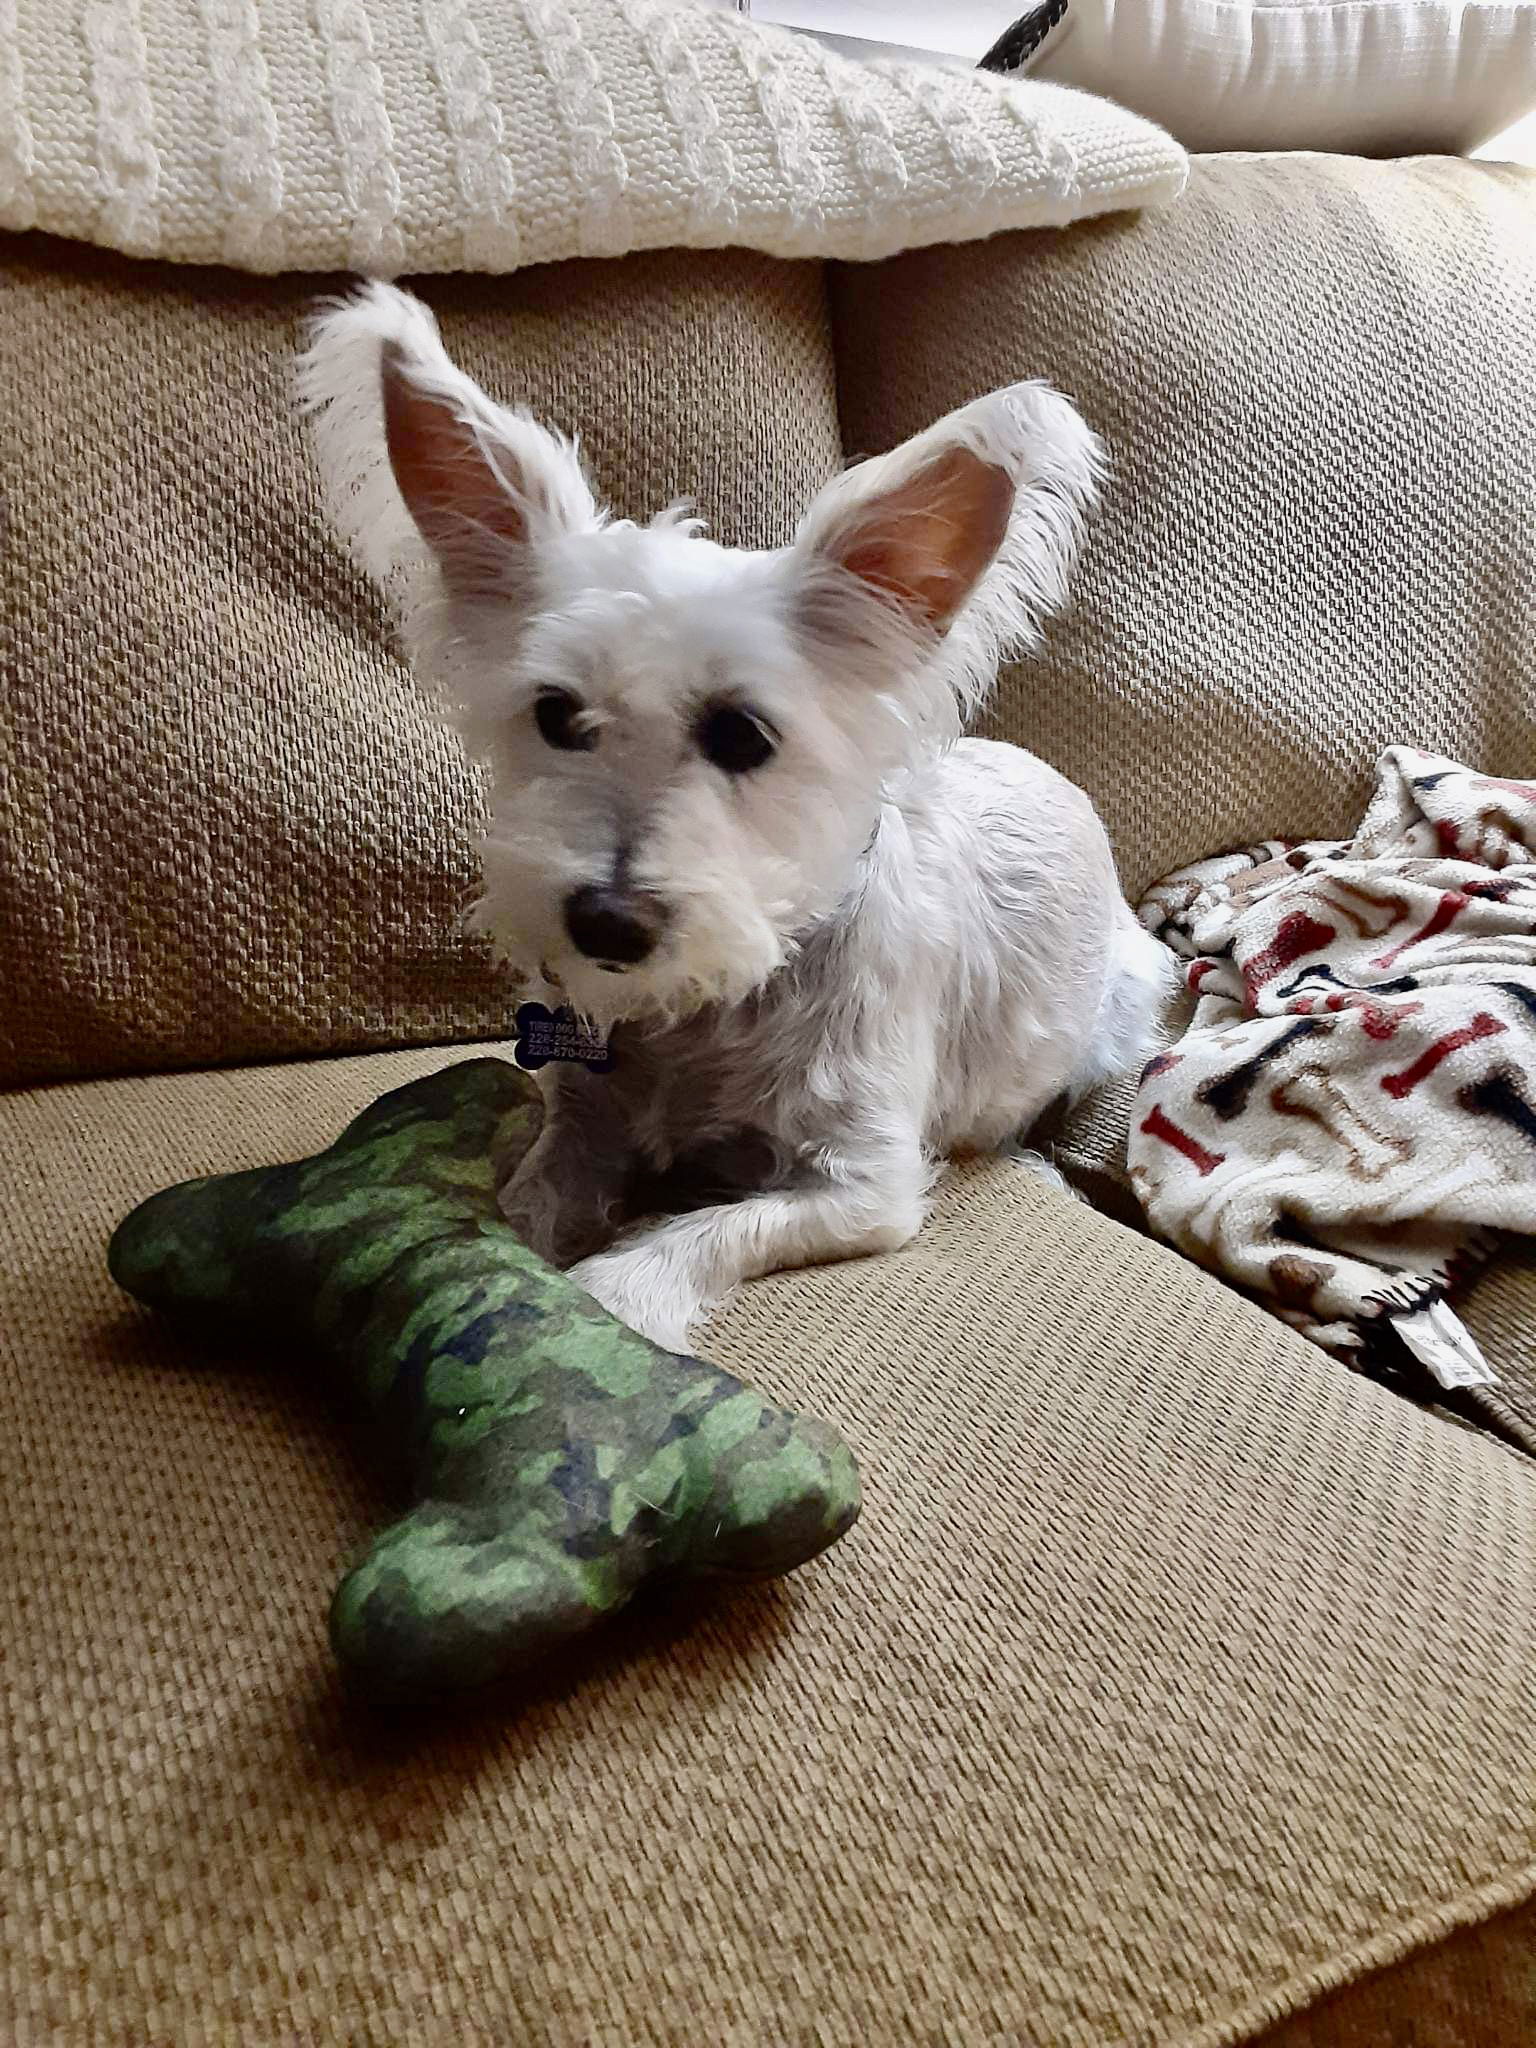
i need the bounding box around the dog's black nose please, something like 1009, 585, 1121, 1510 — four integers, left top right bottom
563, 884, 666, 966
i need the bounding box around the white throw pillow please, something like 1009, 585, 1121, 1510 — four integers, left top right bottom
0, 0, 1186, 277
983, 0, 1536, 155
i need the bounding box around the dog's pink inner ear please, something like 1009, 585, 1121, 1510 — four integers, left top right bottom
382, 342, 528, 585
835, 445, 1014, 631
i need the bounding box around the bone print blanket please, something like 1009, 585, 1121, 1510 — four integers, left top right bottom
1131, 748, 1536, 1394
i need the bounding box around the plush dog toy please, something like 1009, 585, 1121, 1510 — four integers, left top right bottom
108, 1058, 861, 1700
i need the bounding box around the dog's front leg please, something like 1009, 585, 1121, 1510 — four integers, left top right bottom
498, 1066, 636, 1269
567, 1138, 929, 1351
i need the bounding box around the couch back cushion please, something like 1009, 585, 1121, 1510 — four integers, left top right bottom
831, 155, 1536, 898
0, 239, 842, 1085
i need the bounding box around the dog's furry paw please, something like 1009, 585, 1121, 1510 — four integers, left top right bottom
567, 1245, 699, 1353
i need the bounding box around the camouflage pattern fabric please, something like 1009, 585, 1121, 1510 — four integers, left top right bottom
108, 1058, 861, 1700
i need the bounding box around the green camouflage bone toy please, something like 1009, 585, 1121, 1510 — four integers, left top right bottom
108, 1058, 860, 1700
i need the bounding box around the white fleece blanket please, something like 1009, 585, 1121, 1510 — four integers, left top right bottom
1132, 748, 1536, 1394
0, 0, 1185, 277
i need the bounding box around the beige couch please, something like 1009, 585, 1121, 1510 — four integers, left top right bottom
5, 153, 1536, 2045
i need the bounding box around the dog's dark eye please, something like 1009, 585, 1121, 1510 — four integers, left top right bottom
535, 689, 595, 753
697, 704, 776, 775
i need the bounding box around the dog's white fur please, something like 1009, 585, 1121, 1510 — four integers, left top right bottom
300, 284, 1169, 1350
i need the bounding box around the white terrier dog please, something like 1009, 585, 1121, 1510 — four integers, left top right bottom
302, 285, 1167, 1351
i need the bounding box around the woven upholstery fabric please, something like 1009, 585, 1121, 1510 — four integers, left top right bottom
4, 1046, 1535, 2044
1460, 1244, 1536, 1454
0, 0, 1185, 276
831, 153, 1536, 901
0, 234, 842, 1086
1252, 1898, 1536, 2047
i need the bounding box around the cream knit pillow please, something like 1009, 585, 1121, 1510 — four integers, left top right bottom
0, 0, 1185, 277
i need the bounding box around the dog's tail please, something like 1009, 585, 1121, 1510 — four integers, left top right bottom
1070, 914, 1176, 1103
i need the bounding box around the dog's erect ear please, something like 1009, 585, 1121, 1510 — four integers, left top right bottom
299, 283, 599, 595
792, 382, 1103, 715
376, 332, 599, 591
796, 438, 1015, 635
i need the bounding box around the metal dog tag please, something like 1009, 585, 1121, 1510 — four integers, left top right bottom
511, 1001, 615, 1075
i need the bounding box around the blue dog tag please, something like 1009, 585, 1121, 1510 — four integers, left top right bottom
512, 1001, 615, 1074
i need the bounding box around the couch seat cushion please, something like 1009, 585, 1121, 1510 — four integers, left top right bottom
4, 1046, 1535, 2044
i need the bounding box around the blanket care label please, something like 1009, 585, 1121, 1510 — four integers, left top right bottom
1392, 1300, 1498, 1391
